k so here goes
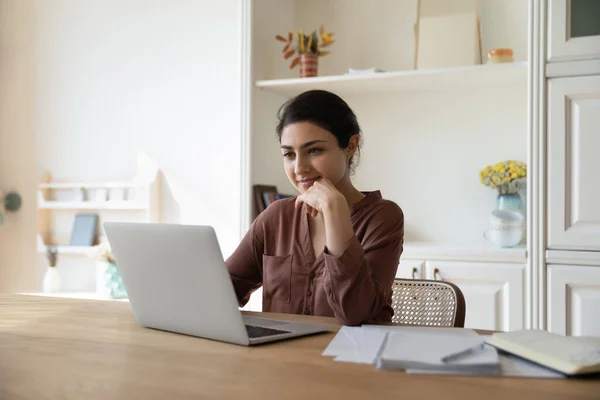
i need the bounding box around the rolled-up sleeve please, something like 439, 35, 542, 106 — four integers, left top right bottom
321, 202, 404, 325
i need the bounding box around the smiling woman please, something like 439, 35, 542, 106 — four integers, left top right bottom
225, 90, 404, 326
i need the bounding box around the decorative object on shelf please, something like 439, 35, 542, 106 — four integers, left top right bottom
479, 160, 527, 212
487, 48, 514, 64
43, 246, 62, 293
275, 25, 334, 78
346, 67, 386, 75
108, 187, 126, 201
415, 0, 482, 70
483, 209, 524, 248
86, 187, 108, 202
91, 242, 127, 299
69, 214, 99, 246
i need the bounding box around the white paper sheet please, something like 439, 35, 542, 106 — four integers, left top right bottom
322, 326, 387, 364
323, 328, 567, 378
406, 345, 565, 378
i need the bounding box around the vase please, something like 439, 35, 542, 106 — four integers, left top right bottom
96, 261, 128, 299
299, 53, 318, 78
496, 193, 522, 213
43, 267, 61, 293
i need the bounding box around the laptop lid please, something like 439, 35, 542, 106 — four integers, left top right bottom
103, 222, 251, 346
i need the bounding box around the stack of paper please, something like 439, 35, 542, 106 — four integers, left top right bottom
376, 331, 500, 374
322, 326, 565, 379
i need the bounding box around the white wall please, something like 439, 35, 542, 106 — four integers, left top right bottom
0, 0, 40, 293
349, 87, 527, 243
29, 0, 242, 290
251, 0, 529, 244
261, 0, 528, 79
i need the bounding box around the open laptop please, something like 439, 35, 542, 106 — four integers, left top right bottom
103, 222, 328, 346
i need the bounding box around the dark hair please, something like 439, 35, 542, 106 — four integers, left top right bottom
275, 89, 362, 173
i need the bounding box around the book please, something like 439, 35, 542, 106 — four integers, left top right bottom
486, 329, 600, 376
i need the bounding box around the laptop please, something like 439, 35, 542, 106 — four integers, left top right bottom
103, 222, 328, 346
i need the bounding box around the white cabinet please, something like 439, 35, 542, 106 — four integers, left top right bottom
547, 75, 600, 251
424, 261, 525, 332
547, 264, 600, 336
548, 0, 600, 62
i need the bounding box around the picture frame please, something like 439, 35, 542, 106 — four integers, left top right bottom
70, 213, 99, 246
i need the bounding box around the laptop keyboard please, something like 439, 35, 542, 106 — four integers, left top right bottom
245, 324, 292, 339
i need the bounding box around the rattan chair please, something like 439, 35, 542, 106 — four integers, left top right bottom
390, 278, 466, 327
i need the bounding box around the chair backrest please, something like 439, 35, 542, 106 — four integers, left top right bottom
390, 278, 466, 327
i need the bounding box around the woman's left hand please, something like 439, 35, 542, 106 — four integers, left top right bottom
295, 178, 345, 217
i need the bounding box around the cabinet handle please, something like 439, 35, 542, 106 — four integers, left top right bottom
411, 267, 418, 279
434, 268, 442, 280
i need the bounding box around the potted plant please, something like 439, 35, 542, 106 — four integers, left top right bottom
43, 245, 61, 293
275, 25, 335, 78
479, 160, 527, 212
90, 242, 127, 299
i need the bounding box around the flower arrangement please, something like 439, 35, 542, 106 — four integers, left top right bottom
90, 241, 116, 264
479, 160, 527, 194
275, 25, 335, 69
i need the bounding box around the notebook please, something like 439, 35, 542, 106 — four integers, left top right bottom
486, 330, 600, 376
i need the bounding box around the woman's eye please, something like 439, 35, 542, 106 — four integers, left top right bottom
308, 148, 322, 154
282, 152, 294, 158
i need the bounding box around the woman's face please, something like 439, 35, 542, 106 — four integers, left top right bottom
280, 121, 354, 193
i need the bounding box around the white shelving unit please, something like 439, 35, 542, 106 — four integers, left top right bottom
244, 0, 531, 323
36, 157, 161, 257
256, 62, 528, 97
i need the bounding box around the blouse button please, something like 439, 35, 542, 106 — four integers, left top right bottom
308, 272, 316, 279
303, 308, 311, 315
306, 290, 312, 297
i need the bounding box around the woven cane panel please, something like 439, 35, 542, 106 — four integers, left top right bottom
391, 280, 457, 327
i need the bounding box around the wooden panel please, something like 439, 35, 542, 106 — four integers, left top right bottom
548, 0, 600, 62
548, 75, 600, 250
547, 264, 600, 336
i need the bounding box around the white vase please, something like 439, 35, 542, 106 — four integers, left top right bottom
43, 267, 62, 293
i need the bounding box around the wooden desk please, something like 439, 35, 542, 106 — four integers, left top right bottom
0, 295, 598, 399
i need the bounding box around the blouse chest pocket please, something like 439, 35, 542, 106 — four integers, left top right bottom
262, 254, 293, 303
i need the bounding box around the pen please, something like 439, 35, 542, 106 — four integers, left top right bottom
441, 343, 486, 363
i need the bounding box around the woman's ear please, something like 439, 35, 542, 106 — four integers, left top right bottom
346, 134, 360, 158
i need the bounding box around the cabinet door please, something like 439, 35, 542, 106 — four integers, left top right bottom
547, 264, 600, 336
548, 75, 600, 250
396, 259, 425, 279
548, 0, 600, 62
425, 261, 525, 332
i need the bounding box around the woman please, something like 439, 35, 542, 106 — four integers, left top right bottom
225, 89, 404, 325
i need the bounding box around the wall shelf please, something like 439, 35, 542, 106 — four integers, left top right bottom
39, 182, 140, 189
38, 201, 148, 211
36, 240, 94, 255
255, 62, 528, 97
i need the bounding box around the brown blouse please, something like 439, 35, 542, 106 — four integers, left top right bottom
225, 191, 404, 326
